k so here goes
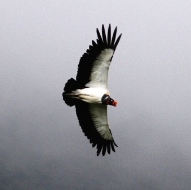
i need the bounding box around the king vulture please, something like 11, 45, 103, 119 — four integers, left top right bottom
62, 24, 122, 156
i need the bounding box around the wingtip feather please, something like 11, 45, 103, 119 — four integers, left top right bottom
113, 33, 122, 51
96, 28, 102, 43
102, 25, 107, 45
107, 24, 111, 47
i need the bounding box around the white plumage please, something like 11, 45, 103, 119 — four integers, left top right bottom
86, 49, 114, 88
76, 88, 108, 103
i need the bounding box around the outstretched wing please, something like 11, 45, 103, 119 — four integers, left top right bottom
76, 24, 122, 88
75, 101, 117, 156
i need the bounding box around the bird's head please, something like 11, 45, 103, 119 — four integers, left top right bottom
101, 94, 117, 107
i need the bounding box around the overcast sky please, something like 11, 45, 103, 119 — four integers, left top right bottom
1, 1, 191, 190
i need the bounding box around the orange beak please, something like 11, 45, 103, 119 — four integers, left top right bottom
113, 101, 118, 107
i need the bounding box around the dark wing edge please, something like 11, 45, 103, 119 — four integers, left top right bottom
76, 24, 122, 86
75, 101, 118, 156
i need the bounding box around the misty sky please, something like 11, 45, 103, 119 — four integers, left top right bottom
1, 1, 191, 190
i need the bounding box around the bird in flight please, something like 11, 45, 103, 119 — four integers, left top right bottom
62, 24, 122, 156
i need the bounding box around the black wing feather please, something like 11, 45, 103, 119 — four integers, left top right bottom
113, 33, 122, 51
75, 101, 117, 156
76, 25, 122, 86
111, 27, 117, 47
107, 141, 111, 154
107, 24, 111, 47
96, 29, 103, 43
102, 141, 107, 156
102, 25, 107, 45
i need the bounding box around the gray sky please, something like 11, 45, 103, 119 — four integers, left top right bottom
1, 1, 191, 189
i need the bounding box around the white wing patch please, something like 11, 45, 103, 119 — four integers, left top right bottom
86, 49, 114, 88
89, 104, 113, 140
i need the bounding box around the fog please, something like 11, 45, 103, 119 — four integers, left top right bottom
1, 1, 191, 189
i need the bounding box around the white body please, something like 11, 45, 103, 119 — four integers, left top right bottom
75, 87, 109, 103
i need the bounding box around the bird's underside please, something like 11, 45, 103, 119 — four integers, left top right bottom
62, 24, 122, 156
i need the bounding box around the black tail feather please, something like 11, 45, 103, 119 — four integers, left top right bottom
62, 78, 82, 107
62, 94, 79, 107
64, 78, 79, 93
